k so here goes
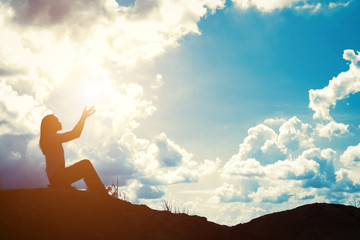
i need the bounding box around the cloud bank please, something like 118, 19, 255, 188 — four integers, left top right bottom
203, 50, 360, 225
0, 0, 225, 192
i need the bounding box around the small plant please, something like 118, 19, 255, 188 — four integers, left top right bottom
161, 200, 189, 214
161, 200, 173, 212
107, 178, 128, 201
347, 198, 359, 208
119, 191, 127, 201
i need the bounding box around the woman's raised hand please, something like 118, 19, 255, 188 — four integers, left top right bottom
82, 106, 96, 119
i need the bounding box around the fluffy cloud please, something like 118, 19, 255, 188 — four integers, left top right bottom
228, 123, 286, 167
309, 50, 360, 121
0, 0, 226, 105
2, 0, 226, 65
231, 0, 351, 12
277, 116, 314, 152
222, 147, 334, 191
0, 80, 49, 135
333, 168, 360, 194
155, 133, 187, 167
231, 0, 303, 12
329, 1, 351, 8
118, 132, 220, 185
308, 50, 360, 140
213, 183, 251, 202
263, 117, 286, 128
0, 134, 48, 189
340, 143, 360, 168
266, 156, 319, 180
316, 121, 349, 138
250, 185, 293, 204
294, 2, 321, 13
299, 148, 336, 188
223, 117, 315, 179
223, 158, 265, 178
125, 179, 165, 202
220, 102, 347, 210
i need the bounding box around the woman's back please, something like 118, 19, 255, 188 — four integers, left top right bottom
43, 133, 66, 178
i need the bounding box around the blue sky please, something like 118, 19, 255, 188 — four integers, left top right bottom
136, 0, 360, 160
1, 0, 360, 226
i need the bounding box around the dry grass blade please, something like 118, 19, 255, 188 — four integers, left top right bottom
348, 198, 359, 208
161, 200, 190, 214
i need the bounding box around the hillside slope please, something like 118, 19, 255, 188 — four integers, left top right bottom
228, 202, 360, 240
0, 188, 228, 240
1, 188, 360, 240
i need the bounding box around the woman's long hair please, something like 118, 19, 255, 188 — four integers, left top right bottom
39, 114, 58, 155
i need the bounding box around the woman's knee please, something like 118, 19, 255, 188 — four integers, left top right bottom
80, 159, 91, 165
79, 159, 94, 169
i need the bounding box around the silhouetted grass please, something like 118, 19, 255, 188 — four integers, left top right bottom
161, 200, 189, 214
347, 198, 359, 208
107, 178, 128, 201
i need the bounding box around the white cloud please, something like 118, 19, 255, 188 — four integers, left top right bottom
117, 132, 220, 185
213, 183, 251, 202
309, 50, 360, 121
329, 1, 351, 9
294, 3, 321, 13
121, 179, 165, 202
0, 0, 226, 106
223, 158, 265, 178
295, 148, 337, 188
340, 143, 360, 168
133, 180, 164, 200
217, 46, 360, 220
223, 117, 317, 179
210, 202, 266, 225
263, 117, 286, 128
240, 124, 286, 164
0, 80, 49, 135
231, 0, 302, 12
151, 74, 163, 89
220, 110, 341, 218
266, 156, 319, 180
223, 146, 334, 184
249, 184, 294, 203
277, 116, 314, 152
231, 0, 351, 13
0, 134, 48, 189
316, 121, 348, 138
334, 168, 360, 193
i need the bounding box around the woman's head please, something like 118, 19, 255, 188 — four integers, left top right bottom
39, 114, 62, 154
40, 114, 62, 134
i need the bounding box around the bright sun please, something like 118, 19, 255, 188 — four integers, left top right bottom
84, 85, 98, 98
83, 85, 100, 100
81, 84, 102, 105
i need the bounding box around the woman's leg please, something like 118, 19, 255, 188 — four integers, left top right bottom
51, 159, 105, 192
77, 159, 105, 192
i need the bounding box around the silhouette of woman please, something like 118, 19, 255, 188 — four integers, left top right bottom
40, 106, 106, 193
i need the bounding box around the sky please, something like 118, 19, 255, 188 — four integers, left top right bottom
1, 0, 360, 226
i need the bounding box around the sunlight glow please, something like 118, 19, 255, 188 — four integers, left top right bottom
84, 85, 99, 99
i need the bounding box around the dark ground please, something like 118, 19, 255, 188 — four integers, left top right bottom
1, 188, 360, 240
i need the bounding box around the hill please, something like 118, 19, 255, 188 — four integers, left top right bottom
1, 188, 360, 240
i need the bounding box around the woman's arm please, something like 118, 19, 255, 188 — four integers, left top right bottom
59, 106, 96, 143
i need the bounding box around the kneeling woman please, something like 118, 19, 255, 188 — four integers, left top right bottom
39, 106, 105, 193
